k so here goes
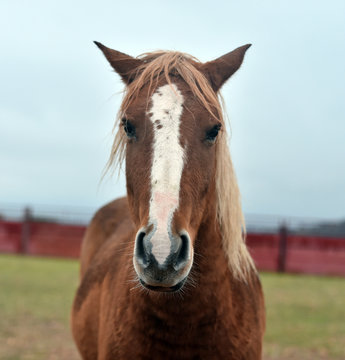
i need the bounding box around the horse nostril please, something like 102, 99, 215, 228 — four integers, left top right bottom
135, 231, 149, 266
174, 233, 190, 270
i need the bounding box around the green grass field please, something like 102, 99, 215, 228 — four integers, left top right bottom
0, 255, 344, 360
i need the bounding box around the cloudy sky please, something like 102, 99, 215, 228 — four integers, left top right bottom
1, 0, 344, 220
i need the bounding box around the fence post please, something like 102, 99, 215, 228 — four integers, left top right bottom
277, 224, 288, 272
20, 207, 32, 254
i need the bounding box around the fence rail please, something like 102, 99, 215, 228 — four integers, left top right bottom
1, 216, 345, 276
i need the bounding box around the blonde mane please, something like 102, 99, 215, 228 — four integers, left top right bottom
107, 51, 256, 281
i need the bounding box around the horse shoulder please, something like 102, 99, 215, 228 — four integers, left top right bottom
229, 271, 266, 359
79, 197, 133, 278
72, 197, 135, 359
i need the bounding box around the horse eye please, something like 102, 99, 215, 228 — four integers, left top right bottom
205, 123, 222, 144
122, 118, 136, 139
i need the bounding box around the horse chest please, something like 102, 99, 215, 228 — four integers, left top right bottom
102, 297, 253, 360
106, 323, 252, 360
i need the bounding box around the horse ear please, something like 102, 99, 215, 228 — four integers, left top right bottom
201, 44, 252, 92
94, 41, 143, 84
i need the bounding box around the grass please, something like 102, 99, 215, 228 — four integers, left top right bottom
262, 273, 345, 359
0, 255, 80, 360
0, 255, 344, 359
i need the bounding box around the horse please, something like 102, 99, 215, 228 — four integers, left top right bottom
71, 42, 265, 360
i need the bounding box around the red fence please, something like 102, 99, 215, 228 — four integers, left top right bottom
0, 220, 84, 258
1, 219, 345, 276
246, 232, 345, 276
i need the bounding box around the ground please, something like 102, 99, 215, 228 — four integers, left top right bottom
0, 255, 344, 359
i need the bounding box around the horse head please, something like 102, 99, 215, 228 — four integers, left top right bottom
95, 42, 251, 292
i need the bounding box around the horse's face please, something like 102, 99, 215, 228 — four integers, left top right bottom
124, 79, 220, 291
95, 42, 250, 291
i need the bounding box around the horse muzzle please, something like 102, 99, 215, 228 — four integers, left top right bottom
133, 228, 193, 292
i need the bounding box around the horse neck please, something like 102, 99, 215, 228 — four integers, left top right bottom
193, 177, 227, 279
191, 195, 231, 299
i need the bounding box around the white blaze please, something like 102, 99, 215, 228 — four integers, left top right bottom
148, 84, 185, 264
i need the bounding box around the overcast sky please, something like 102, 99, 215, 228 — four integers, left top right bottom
1, 0, 344, 220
